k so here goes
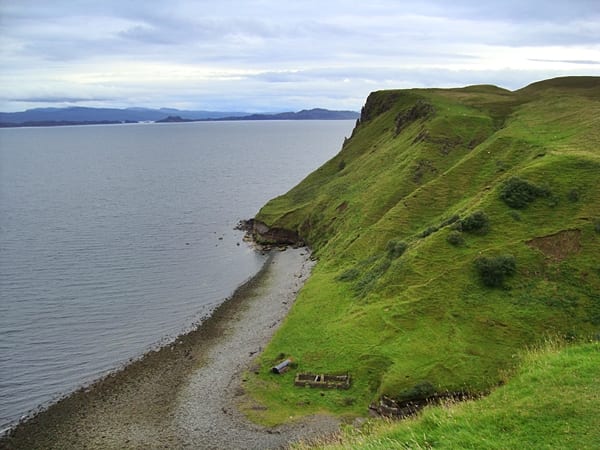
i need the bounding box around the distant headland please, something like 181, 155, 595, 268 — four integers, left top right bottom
0, 107, 359, 128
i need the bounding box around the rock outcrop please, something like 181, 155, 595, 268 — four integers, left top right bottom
236, 219, 304, 247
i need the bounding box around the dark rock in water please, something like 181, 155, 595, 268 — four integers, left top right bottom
235, 219, 255, 232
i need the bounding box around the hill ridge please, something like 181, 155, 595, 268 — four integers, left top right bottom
0, 107, 359, 127
243, 76, 600, 426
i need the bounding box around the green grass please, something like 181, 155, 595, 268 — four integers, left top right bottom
243, 77, 600, 436
297, 340, 600, 449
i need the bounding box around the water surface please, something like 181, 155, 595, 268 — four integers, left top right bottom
0, 120, 354, 430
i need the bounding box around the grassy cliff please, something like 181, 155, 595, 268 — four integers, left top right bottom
301, 340, 600, 449
243, 77, 600, 426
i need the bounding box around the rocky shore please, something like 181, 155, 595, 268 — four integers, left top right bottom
1, 248, 339, 450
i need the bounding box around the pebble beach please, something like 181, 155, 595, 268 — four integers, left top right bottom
1, 248, 340, 449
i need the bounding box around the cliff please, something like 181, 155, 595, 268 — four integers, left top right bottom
245, 77, 600, 424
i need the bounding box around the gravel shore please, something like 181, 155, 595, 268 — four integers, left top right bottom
1, 248, 340, 449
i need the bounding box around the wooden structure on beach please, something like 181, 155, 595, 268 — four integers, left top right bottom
294, 373, 351, 390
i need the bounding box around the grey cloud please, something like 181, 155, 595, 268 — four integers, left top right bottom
12, 96, 115, 103
5, 1, 599, 66
529, 59, 600, 65
433, 0, 600, 22
2, 0, 599, 112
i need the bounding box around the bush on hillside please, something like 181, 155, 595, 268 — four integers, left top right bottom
447, 231, 465, 246
337, 267, 361, 282
499, 177, 549, 209
457, 211, 490, 234
419, 226, 438, 238
546, 194, 560, 208
354, 257, 391, 295
440, 214, 460, 227
475, 255, 516, 287
567, 189, 580, 202
387, 239, 408, 259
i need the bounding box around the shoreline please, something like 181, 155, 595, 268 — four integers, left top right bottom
1, 247, 339, 449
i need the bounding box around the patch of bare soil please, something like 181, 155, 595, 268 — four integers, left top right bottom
526, 229, 582, 261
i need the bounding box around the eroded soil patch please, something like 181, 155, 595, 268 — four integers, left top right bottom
526, 229, 582, 261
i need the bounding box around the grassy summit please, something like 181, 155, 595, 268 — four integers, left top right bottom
243, 77, 600, 426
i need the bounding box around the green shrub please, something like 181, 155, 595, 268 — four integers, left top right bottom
440, 214, 460, 227
337, 267, 360, 282
594, 220, 600, 234
387, 240, 408, 259
458, 211, 490, 234
475, 255, 516, 287
546, 194, 560, 208
509, 211, 522, 221
567, 189, 580, 202
419, 226, 438, 238
338, 160, 346, 171
354, 258, 391, 295
500, 177, 549, 209
447, 231, 465, 246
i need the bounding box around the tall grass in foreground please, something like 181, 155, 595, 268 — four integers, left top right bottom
293, 338, 600, 449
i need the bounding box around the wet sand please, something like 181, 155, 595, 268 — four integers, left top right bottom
1, 248, 339, 449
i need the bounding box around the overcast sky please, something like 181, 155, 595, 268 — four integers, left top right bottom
1, 0, 599, 112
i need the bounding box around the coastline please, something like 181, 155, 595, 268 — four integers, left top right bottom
1, 247, 339, 449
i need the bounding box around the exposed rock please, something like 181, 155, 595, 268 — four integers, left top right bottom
235, 219, 305, 248
370, 391, 473, 419
395, 100, 435, 135
253, 220, 304, 246
359, 92, 405, 123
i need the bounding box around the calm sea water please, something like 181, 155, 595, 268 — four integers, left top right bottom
0, 120, 354, 431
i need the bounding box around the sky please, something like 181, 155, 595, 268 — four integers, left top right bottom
1, 0, 599, 112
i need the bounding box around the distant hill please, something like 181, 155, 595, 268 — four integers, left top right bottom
0, 107, 359, 127
0, 107, 248, 127
213, 108, 360, 121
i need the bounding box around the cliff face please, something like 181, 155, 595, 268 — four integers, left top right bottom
252, 220, 304, 246
248, 77, 600, 418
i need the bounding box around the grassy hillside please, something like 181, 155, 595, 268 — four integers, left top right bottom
299, 340, 600, 449
242, 77, 600, 426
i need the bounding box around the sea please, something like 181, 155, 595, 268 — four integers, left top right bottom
0, 120, 354, 432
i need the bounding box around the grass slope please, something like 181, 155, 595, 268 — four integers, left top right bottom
300, 340, 600, 449
243, 77, 600, 427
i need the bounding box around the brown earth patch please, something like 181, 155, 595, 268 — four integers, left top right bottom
336, 201, 349, 213
526, 229, 582, 261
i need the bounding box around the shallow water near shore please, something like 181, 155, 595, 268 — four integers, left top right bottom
0, 120, 354, 431
2, 248, 340, 449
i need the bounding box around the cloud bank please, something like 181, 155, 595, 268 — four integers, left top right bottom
1, 0, 599, 111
